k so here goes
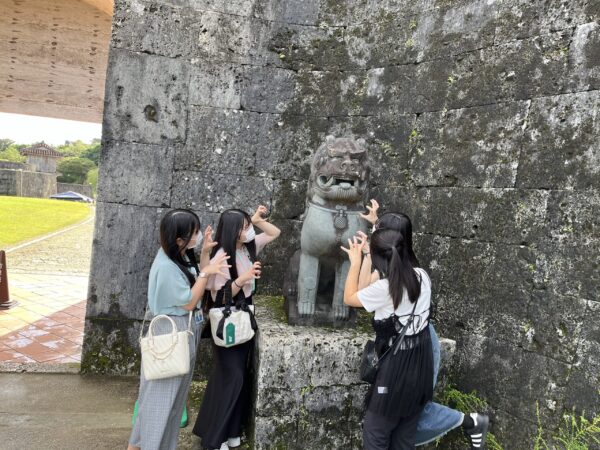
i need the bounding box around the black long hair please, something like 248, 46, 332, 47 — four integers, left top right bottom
370, 214, 421, 308
212, 209, 256, 280
159, 209, 200, 287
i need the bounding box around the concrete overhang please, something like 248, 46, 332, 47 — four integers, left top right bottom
0, 0, 113, 123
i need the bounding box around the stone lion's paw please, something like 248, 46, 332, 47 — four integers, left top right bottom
333, 304, 350, 321
298, 300, 315, 317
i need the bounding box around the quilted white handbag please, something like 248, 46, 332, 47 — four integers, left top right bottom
139, 311, 193, 380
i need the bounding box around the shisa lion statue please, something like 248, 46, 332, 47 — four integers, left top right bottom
284, 136, 370, 325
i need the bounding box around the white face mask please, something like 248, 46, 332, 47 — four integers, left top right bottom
188, 232, 203, 250
242, 226, 256, 243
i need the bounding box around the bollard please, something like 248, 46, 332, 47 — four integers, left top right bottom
0, 250, 18, 309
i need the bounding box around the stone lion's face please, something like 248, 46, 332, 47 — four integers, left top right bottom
310, 138, 369, 204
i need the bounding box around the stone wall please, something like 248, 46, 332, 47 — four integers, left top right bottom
86, 0, 600, 447
26, 155, 59, 174
0, 161, 30, 171
57, 182, 94, 198
0, 169, 57, 198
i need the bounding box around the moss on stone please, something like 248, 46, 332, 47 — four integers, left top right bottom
255, 295, 287, 323
81, 319, 140, 375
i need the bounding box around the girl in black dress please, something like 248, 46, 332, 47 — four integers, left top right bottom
193, 206, 280, 450
342, 215, 433, 450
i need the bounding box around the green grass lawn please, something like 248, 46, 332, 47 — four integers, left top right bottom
0, 196, 93, 248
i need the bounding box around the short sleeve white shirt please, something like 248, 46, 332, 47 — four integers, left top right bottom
357, 268, 431, 335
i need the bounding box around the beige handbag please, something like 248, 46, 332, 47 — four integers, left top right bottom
139, 310, 193, 380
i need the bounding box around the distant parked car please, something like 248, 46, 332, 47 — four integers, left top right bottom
50, 191, 94, 203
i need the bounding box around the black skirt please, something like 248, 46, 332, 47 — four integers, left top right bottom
192, 339, 253, 449
367, 326, 433, 421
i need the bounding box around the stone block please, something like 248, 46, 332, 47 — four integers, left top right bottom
517, 90, 600, 190
189, 62, 242, 110
241, 66, 297, 113
569, 22, 600, 92
112, 1, 202, 59
411, 102, 528, 188
414, 235, 536, 345
103, 49, 189, 144
253, 307, 456, 449
258, 219, 303, 294
495, 0, 589, 44
538, 239, 600, 302
345, 14, 418, 68
545, 190, 600, 241
563, 299, 600, 415
194, 10, 268, 64
97, 140, 175, 207
81, 317, 143, 375
526, 290, 587, 364
178, 106, 328, 179
87, 202, 165, 319
170, 170, 274, 212
453, 335, 571, 422
265, 22, 350, 70
411, 0, 496, 63
377, 186, 549, 245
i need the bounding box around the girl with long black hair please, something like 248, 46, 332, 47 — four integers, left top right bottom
342, 214, 433, 449
358, 204, 490, 449
193, 205, 280, 450
128, 209, 229, 450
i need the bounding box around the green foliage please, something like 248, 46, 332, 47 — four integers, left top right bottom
0, 146, 26, 163
0, 138, 15, 152
57, 156, 96, 184
534, 401, 600, 450
81, 143, 101, 165
57, 140, 95, 157
437, 384, 503, 450
86, 167, 99, 195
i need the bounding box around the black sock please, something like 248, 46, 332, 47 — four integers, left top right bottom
462, 414, 474, 429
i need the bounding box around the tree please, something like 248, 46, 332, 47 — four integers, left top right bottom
81, 143, 101, 165
0, 139, 15, 152
57, 157, 95, 184
0, 146, 26, 163
86, 167, 99, 196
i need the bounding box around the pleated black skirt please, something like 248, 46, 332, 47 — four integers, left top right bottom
367, 326, 433, 421
192, 339, 252, 449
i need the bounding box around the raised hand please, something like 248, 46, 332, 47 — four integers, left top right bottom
202, 224, 218, 253
340, 236, 365, 266
252, 205, 269, 224
204, 252, 230, 275
355, 230, 370, 254
241, 261, 262, 282
359, 199, 379, 224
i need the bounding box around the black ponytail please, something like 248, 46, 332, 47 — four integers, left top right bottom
371, 228, 421, 309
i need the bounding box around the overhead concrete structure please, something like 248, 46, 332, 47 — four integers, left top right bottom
0, 0, 113, 123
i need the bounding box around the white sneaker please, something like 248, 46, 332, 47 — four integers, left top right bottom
216, 443, 229, 450
227, 437, 241, 447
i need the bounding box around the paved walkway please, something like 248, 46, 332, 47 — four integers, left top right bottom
0, 215, 94, 364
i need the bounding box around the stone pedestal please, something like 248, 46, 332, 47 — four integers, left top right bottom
251, 300, 456, 450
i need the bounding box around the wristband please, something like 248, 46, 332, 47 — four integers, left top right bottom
233, 279, 242, 288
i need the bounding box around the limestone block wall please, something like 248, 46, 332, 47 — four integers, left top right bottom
0, 169, 57, 198
86, 0, 600, 446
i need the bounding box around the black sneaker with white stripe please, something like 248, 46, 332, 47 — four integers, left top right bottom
464, 413, 489, 449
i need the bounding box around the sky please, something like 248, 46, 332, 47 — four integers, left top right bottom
0, 112, 102, 146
